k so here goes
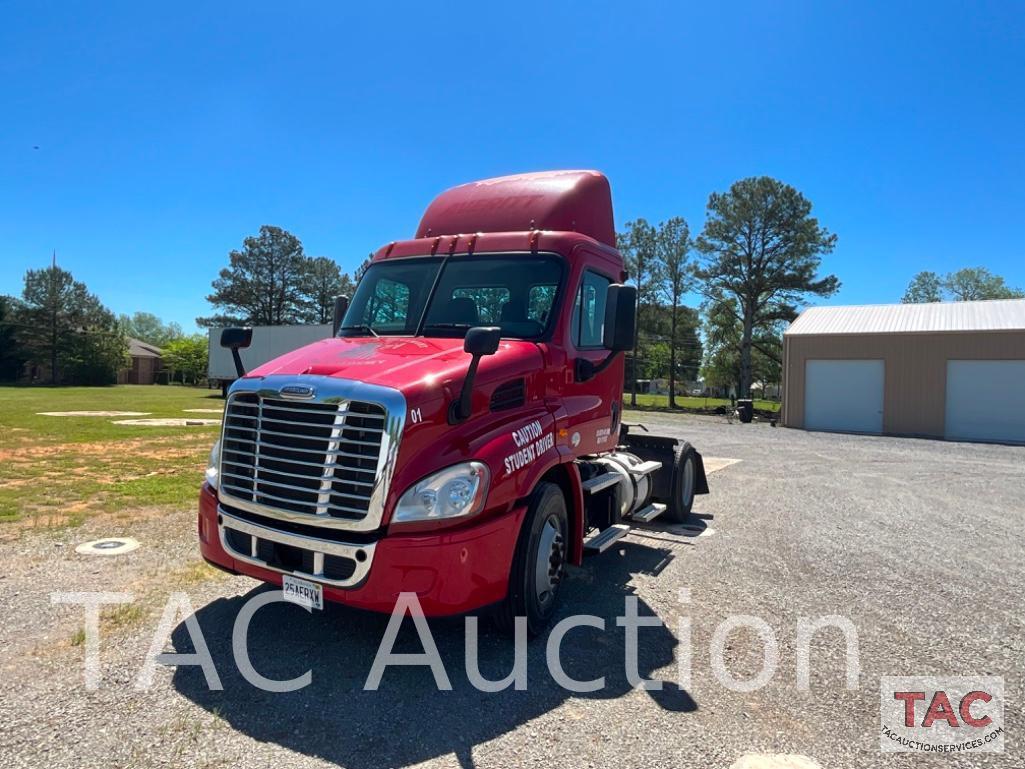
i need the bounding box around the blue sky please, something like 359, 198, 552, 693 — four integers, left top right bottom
2, 1, 1023, 333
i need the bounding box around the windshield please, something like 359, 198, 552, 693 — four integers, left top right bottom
339, 254, 563, 340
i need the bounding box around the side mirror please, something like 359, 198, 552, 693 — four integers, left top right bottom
220, 327, 253, 350
602, 284, 636, 352
451, 326, 501, 423
575, 285, 636, 383
464, 326, 501, 357
332, 295, 350, 335
220, 327, 253, 378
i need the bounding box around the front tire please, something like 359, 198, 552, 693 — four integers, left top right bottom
493, 482, 568, 637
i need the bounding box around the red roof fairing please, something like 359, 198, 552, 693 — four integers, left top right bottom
415, 170, 616, 248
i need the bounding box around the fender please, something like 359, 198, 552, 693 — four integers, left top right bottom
481, 436, 585, 565
473, 410, 562, 510
562, 460, 585, 566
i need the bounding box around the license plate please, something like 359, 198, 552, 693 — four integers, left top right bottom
282, 574, 323, 610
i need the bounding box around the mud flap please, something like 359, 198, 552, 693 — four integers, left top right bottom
693, 450, 709, 495
621, 431, 710, 499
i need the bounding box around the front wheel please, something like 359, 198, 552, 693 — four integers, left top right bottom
493, 482, 568, 637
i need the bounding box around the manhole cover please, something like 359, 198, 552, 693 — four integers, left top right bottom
75, 537, 140, 556
37, 411, 152, 417
111, 418, 221, 427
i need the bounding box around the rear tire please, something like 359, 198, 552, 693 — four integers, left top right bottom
493, 482, 568, 637
665, 442, 698, 522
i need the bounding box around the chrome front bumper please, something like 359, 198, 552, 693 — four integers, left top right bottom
218, 507, 376, 588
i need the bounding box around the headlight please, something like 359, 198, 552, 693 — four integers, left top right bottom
392, 462, 489, 523
205, 440, 221, 490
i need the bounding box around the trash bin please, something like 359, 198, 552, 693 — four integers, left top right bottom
736, 398, 754, 423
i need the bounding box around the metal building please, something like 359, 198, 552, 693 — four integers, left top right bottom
781, 299, 1025, 443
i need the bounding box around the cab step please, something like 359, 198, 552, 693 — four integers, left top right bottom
582, 472, 620, 494
626, 460, 662, 476
583, 523, 631, 554
628, 502, 667, 523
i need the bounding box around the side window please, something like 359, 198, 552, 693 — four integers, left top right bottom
572, 271, 612, 348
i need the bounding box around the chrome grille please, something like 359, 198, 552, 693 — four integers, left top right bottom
220, 392, 387, 525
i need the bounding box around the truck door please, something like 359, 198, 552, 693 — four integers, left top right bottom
555, 263, 621, 455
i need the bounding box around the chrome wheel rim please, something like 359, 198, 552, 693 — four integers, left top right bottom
534, 515, 565, 607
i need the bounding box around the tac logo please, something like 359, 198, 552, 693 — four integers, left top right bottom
880, 676, 1004, 753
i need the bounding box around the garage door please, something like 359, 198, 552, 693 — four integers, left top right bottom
945, 360, 1025, 443
804, 359, 884, 434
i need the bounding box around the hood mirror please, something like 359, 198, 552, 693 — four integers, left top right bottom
450, 326, 501, 424
463, 326, 501, 356
220, 327, 253, 378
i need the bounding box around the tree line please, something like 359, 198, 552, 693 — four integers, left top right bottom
0, 266, 128, 385
0, 269, 213, 386
902, 267, 1023, 303
0, 226, 357, 386
1, 182, 840, 396
197, 225, 356, 327
620, 176, 839, 405
7, 191, 1019, 394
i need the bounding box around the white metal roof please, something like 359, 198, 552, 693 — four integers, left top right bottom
785, 299, 1025, 336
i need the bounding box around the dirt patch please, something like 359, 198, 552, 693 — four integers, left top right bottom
111, 418, 221, 427
0, 434, 211, 463
36, 411, 152, 417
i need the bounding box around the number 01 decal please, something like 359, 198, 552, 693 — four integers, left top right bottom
410, 408, 422, 424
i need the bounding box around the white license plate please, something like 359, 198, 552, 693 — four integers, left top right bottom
282, 574, 323, 610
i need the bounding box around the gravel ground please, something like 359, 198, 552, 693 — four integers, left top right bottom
1, 414, 1023, 768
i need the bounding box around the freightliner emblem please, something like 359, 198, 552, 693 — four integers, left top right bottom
279, 384, 316, 399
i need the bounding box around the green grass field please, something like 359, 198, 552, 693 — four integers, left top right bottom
625, 392, 781, 412
0, 385, 222, 529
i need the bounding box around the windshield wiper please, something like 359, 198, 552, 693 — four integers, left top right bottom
339, 324, 379, 338
423, 322, 472, 330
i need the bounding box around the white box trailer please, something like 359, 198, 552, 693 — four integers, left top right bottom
208, 324, 333, 395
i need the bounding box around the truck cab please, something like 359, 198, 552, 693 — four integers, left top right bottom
198, 170, 708, 634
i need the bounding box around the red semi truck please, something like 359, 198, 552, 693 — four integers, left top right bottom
198, 170, 709, 635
